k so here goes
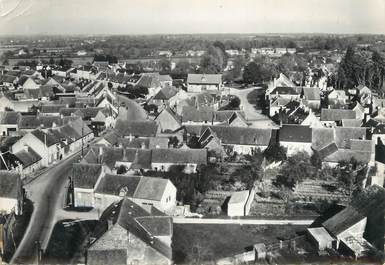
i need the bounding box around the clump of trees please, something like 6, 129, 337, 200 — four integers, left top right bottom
337, 46, 385, 91
264, 143, 287, 163
275, 152, 316, 188
199, 42, 227, 74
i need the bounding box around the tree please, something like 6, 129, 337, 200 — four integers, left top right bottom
117, 165, 127, 174
159, 58, 171, 74
333, 158, 367, 196
276, 152, 315, 188
187, 135, 201, 149
168, 136, 179, 148
232, 150, 264, 189
172, 60, 193, 79
264, 143, 287, 162
199, 45, 226, 74
243, 57, 278, 84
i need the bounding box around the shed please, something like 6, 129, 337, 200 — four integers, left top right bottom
307, 227, 335, 251
227, 190, 249, 217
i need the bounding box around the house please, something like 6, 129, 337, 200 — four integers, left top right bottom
199, 126, 273, 156
307, 227, 335, 251
40, 104, 66, 116
13, 146, 42, 176
187, 74, 222, 93
87, 198, 173, 265
351, 102, 365, 121
180, 107, 244, 126
266, 73, 296, 94
0, 171, 23, 215
155, 108, 181, 133
150, 148, 207, 173
0, 111, 21, 136
301, 111, 324, 128
151, 86, 178, 108
12, 118, 93, 166
0, 74, 18, 89
268, 86, 302, 101
115, 120, 159, 138
320, 108, 356, 126
279, 125, 313, 156
321, 185, 384, 258
72, 163, 104, 208
328, 90, 348, 106
158, 75, 173, 88
301, 87, 321, 110
0, 95, 39, 112
227, 188, 255, 217
11, 129, 63, 167
19, 76, 41, 90
93, 174, 176, 214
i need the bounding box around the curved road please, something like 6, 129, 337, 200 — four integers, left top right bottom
116, 94, 148, 121
11, 152, 82, 264
11, 96, 148, 264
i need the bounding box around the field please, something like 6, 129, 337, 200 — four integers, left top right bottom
172, 223, 307, 264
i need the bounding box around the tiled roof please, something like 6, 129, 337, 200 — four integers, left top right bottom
115, 120, 158, 137
153, 86, 178, 100
0, 170, 20, 199
270, 86, 302, 95
151, 148, 207, 164
31, 129, 60, 146
133, 177, 169, 201
323, 149, 372, 163
334, 127, 366, 148
0, 111, 21, 125
72, 163, 102, 189
323, 185, 385, 236
187, 74, 222, 84
14, 147, 42, 168
279, 125, 312, 143
312, 128, 335, 150
201, 126, 273, 146
302, 87, 320, 100
320, 108, 356, 121
94, 174, 141, 196
341, 119, 362, 127
40, 104, 66, 114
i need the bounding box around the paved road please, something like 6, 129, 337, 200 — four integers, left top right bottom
173, 217, 314, 225
116, 94, 147, 121
11, 152, 83, 264
228, 87, 278, 128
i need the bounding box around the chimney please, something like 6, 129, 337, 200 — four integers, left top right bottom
141, 142, 146, 149
23, 145, 29, 152
129, 133, 134, 142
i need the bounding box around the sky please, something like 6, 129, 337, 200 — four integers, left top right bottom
0, 0, 384, 35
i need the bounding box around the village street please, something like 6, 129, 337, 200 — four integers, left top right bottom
11, 151, 83, 264
172, 217, 314, 225
11, 97, 145, 264
117, 94, 148, 121
228, 87, 278, 128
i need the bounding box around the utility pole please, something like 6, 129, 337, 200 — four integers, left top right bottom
35, 240, 41, 265
81, 123, 84, 157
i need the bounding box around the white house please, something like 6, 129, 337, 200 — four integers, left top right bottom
93, 174, 177, 214
187, 74, 222, 93
279, 125, 313, 156
0, 171, 23, 215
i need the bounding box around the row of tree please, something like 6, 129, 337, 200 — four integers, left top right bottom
336, 46, 385, 92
